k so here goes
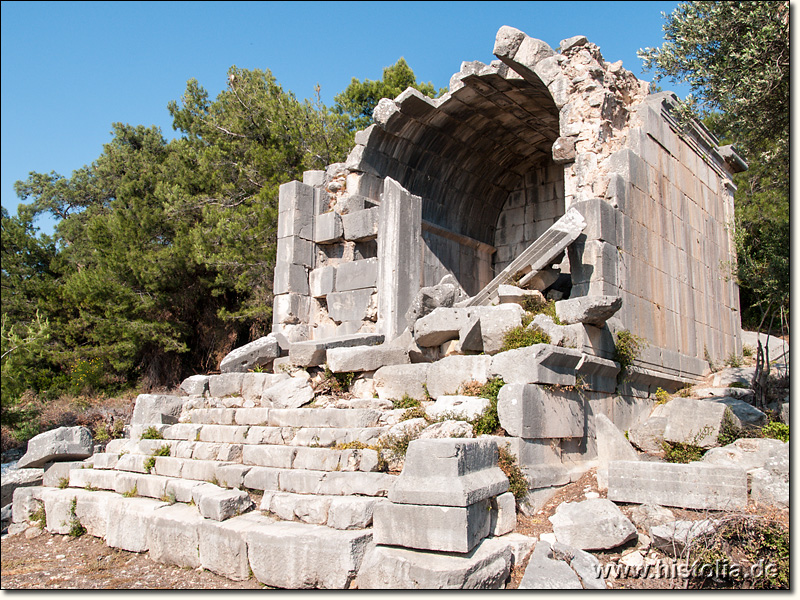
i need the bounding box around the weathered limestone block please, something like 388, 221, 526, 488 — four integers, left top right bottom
181, 375, 210, 396
326, 344, 409, 373
334, 258, 378, 292
373, 499, 491, 553
216, 464, 252, 489
279, 471, 394, 498
404, 275, 464, 326
595, 413, 638, 490
711, 366, 756, 388
388, 439, 508, 507
626, 403, 668, 453
2, 467, 43, 506
11, 485, 43, 523
496, 284, 544, 306
242, 445, 296, 469
105, 496, 169, 552
314, 210, 343, 243
262, 377, 315, 409
273, 293, 311, 326
551, 136, 576, 164
198, 424, 249, 444
459, 304, 524, 355
268, 408, 382, 429
607, 461, 748, 510
17, 427, 93, 469
208, 373, 245, 398
193, 484, 253, 521
702, 437, 785, 471
289, 333, 384, 367
242, 466, 281, 492
650, 519, 717, 556
490, 491, 516, 537
706, 396, 767, 427
555, 295, 622, 327
199, 513, 271, 580
426, 396, 490, 421
373, 363, 431, 401
246, 521, 373, 589
309, 266, 336, 298
497, 384, 584, 439
414, 307, 469, 347
233, 406, 271, 426
519, 541, 582, 589
549, 498, 637, 550
551, 540, 607, 589
490, 344, 583, 385
219, 335, 281, 373
273, 262, 309, 296
749, 442, 788, 508
426, 355, 492, 398
418, 420, 474, 440
342, 207, 379, 241
576, 354, 619, 393
355, 536, 512, 589
662, 398, 741, 448
148, 503, 204, 568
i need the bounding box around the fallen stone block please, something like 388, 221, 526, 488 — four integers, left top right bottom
628, 503, 675, 532
749, 442, 788, 508
706, 396, 767, 427
490, 344, 583, 386
425, 355, 492, 398
373, 499, 492, 553
199, 512, 271, 580
555, 295, 622, 326
389, 438, 508, 507
131, 394, 185, 425
607, 460, 748, 510
262, 377, 314, 409
702, 437, 785, 471
501, 532, 536, 568
241, 373, 289, 404
208, 373, 245, 398
404, 275, 465, 326
180, 374, 210, 396
497, 384, 584, 439
246, 521, 373, 589
148, 503, 204, 568
193, 485, 253, 521
551, 541, 607, 589
626, 404, 668, 453
2, 467, 44, 506
327, 496, 379, 530
220, 334, 281, 373
712, 366, 756, 388
426, 395, 490, 421
595, 413, 638, 490
459, 304, 524, 355
355, 536, 512, 589
576, 354, 620, 393
418, 420, 475, 440
105, 496, 168, 552
414, 307, 469, 347
549, 498, 637, 550
496, 284, 544, 306
11, 486, 43, 524
650, 519, 717, 556
662, 398, 741, 448
326, 344, 409, 373
17, 427, 93, 469
289, 333, 384, 367
373, 363, 431, 401
519, 540, 582, 589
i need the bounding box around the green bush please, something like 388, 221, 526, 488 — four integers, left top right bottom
471, 378, 506, 436
717, 409, 744, 446
154, 445, 172, 457
392, 394, 421, 410
761, 421, 789, 443
613, 330, 646, 382
497, 446, 528, 505
66, 497, 86, 538
520, 296, 561, 324
500, 325, 551, 353
662, 440, 706, 463
400, 406, 426, 421
140, 426, 163, 440
654, 387, 670, 405
143, 456, 156, 474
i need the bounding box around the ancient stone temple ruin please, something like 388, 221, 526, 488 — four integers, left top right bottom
11, 27, 753, 589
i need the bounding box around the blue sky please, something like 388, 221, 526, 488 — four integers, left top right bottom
1, 1, 687, 234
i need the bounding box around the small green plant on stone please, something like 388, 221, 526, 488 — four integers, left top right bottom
725, 353, 743, 368
94, 422, 111, 444
122, 485, 138, 498
160, 492, 177, 505
30, 503, 47, 529
250, 365, 265, 373
154, 445, 171, 457
400, 406, 427, 421
140, 426, 163, 440
497, 446, 528, 505
661, 440, 706, 463
654, 387, 670, 405
761, 421, 789, 443
143, 456, 156, 474
677, 385, 693, 397
613, 330, 646, 383
66, 497, 86, 538
421, 383, 433, 401
471, 378, 506, 436
717, 409, 744, 446
392, 394, 421, 410
195, 430, 202, 442
520, 296, 562, 324
742, 344, 755, 358
84, 483, 99, 492
704, 345, 718, 372
57, 476, 70, 489
500, 324, 551, 352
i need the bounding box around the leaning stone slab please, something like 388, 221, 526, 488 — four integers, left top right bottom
555, 295, 622, 326
490, 491, 516, 537
373, 363, 431, 401
388, 438, 508, 507
355, 536, 512, 589
519, 540, 582, 589
326, 344, 409, 373
549, 498, 637, 550
17, 426, 93, 469
147, 503, 204, 568
497, 384, 584, 439
650, 519, 717, 556
662, 398, 741, 448
2, 467, 43, 506
459, 304, 524, 355
220, 334, 281, 373
595, 413, 638, 490
246, 520, 373, 589
425, 355, 492, 398
490, 344, 583, 386
373, 499, 492, 553
607, 461, 748, 511
627, 403, 668, 453
105, 496, 169, 552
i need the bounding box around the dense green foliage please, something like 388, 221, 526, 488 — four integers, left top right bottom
2, 60, 435, 435
468, 378, 506, 436
761, 421, 789, 443
497, 445, 528, 505
639, 1, 789, 329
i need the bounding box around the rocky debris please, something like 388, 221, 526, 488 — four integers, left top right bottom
627, 503, 675, 533
355, 536, 512, 589
693, 386, 755, 401
418, 420, 474, 440
749, 442, 789, 508
519, 540, 582, 589
549, 498, 636, 550
594, 413, 638, 490
404, 275, 465, 327
131, 394, 186, 425
608, 461, 748, 511
2, 468, 44, 508
459, 304, 524, 355
554, 295, 622, 327
426, 395, 490, 421
501, 532, 537, 568
649, 519, 717, 557
289, 333, 384, 368
17, 427, 93, 469
551, 540, 607, 589
701, 437, 786, 471
414, 307, 469, 347
529, 314, 580, 348
711, 366, 756, 388
661, 398, 741, 448
496, 284, 544, 306
219, 334, 281, 373
626, 404, 668, 453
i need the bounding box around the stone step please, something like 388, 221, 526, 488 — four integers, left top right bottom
260, 490, 386, 529
160, 423, 389, 447
34, 487, 372, 588
182, 407, 387, 429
